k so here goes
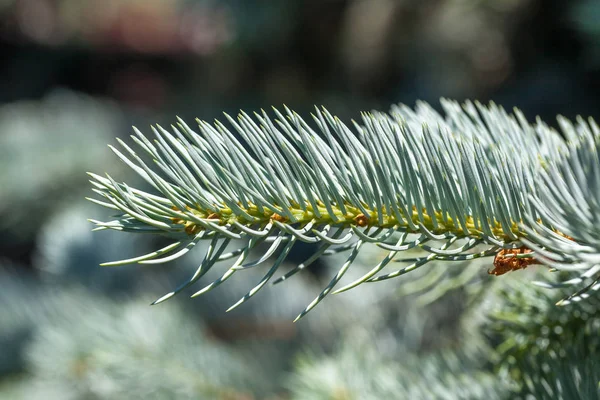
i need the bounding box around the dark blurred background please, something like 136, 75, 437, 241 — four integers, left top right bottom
2, 0, 599, 122
0, 1, 599, 399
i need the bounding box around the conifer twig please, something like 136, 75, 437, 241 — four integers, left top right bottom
88, 100, 599, 317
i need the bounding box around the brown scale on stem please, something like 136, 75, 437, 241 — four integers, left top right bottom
353, 213, 369, 227
270, 213, 288, 223
184, 224, 201, 235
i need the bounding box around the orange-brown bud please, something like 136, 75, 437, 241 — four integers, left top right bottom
489, 247, 538, 276
353, 213, 369, 227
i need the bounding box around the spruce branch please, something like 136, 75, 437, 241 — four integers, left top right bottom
520, 115, 600, 304
88, 99, 600, 318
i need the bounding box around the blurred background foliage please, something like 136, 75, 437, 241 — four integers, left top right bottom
0, 0, 599, 398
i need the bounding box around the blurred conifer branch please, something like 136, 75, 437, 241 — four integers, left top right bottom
88, 99, 600, 319
485, 278, 600, 398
